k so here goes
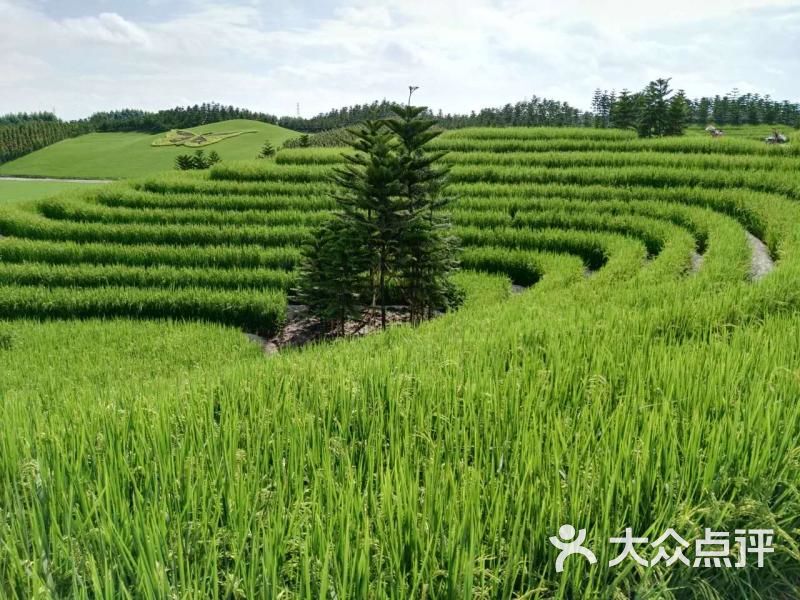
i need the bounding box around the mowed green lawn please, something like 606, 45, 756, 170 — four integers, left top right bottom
0, 119, 299, 180
0, 179, 107, 205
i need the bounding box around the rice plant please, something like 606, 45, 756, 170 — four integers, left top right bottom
1, 126, 800, 598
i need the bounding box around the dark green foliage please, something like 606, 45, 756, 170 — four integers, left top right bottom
297, 106, 459, 332
605, 79, 689, 138
0, 112, 59, 125
591, 89, 616, 128
283, 90, 800, 134
385, 104, 461, 323
277, 97, 589, 132
87, 102, 279, 133
294, 217, 370, 335
610, 90, 639, 130
0, 329, 14, 351
258, 141, 276, 158
175, 154, 194, 171
666, 91, 690, 136
636, 78, 674, 138
298, 134, 311, 147
687, 92, 800, 128
331, 120, 406, 329
0, 119, 89, 164
175, 149, 221, 170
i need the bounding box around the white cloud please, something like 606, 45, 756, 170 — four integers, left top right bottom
60, 12, 151, 47
0, 0, 798, 119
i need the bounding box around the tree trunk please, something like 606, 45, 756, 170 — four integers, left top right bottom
379, 249, 387, 330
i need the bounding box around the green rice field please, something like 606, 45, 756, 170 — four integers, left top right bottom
1, 126, 799, 598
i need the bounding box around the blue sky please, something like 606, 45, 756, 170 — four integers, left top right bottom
2, 0, 799, 120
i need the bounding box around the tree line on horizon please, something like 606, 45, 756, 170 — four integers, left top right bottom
0, 119, 91, 165
592, 86, 800, 130
3, 83, 800, 165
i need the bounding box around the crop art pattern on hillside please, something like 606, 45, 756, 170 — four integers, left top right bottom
151, 128, 256, 148
1, 126, 800, 598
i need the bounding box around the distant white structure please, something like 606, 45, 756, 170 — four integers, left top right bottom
765, 130, 788, 144
705, 125, 725, 138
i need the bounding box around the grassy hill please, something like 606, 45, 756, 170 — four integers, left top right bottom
0, 119, 298, 180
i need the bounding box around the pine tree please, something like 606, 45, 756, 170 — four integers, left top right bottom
295, 217, 370, 335
331, 121, 407, 329
296, 103, 460, 334
175, 154, 194, 170
383, 104, 460, 324
665, 90, 689, 136
174, 149, 221, 170
258, 141, 276, 158
695, 97, 712, 125
191, 150, 208, 169
610, 90, 639, 130
637, 78, 673, 137
591, 89, 603, 127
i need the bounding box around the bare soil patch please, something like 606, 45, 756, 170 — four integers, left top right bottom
746, 232, 775, 281
690, 251, 705, 273
245, 305, 418, 355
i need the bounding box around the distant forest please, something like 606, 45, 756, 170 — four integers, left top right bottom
591, 88, 800, 130
2, 87, 800, 164
0, 118, 90, 164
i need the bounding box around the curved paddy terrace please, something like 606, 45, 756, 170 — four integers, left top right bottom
1, 127, 799, 598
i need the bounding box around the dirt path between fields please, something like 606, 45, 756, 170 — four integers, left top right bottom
746, 232, 775, 281
689, 233, 774, 280
0, 176, 112, 184
690, 251, 705, 273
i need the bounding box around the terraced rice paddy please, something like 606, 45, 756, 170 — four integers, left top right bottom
1, 127, 800, 598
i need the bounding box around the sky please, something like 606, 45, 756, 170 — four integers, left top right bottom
2, 0, 799, 120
